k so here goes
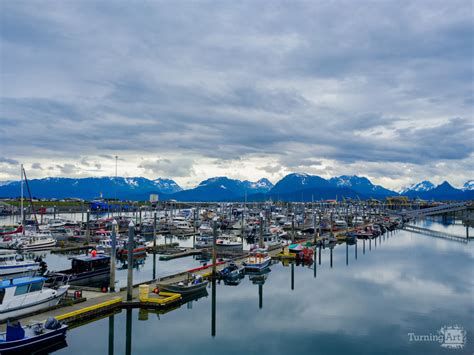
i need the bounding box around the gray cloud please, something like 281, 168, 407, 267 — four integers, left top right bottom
139, 158, 195, 178
31, 162, 43, 170
0, 0, 472, 186
0, 157, 18, 165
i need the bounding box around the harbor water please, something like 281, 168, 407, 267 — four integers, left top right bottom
50, 219, 473, 355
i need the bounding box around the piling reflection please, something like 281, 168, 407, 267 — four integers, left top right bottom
125, 308, 132, 355
248, 267, 270, 310
108, 314, 114, 355
313, 248, 317, 278
291, 263, 294, 290
211, 278, 216, 337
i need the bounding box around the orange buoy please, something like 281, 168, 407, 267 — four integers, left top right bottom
91, 250, 97, 257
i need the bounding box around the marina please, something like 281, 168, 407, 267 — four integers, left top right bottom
1, 1, 472, 353
0, 198, 472, 354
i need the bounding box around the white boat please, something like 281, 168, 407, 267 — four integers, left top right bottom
96, 238, 113, 254
198, 223, 212, 235
0, 251, 39, 278
242, 248, 271, 271
170, 217, 193, 234
334, 219, 348, 230
353, 216, 364, 226
216, 235, 243, 251
16, 234, 57, 251
195, 235, 213, 249
0, 276, 68, 321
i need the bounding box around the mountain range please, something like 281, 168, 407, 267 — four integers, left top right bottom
0, 174, 472, 201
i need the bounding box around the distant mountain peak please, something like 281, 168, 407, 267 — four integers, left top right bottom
328, 175, 395, 196
463, 180, 474, 191
196, 176, 273, 195
400, 180, 435, 194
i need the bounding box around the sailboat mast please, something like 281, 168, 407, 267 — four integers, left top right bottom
20, 164, 25, 236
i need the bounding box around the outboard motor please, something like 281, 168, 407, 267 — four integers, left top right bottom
44, 317, 61, 330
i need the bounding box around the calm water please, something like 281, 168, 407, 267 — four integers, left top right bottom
47, 220, 473, 355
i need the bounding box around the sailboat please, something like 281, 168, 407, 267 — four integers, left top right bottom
14, 165, 56, 251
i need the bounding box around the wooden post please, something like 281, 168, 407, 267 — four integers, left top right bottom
110, 219, 117, 292
127, 221, 134, 301
153, 211, 157, 248
291, 214, 295, 243
85, 209, 90, 244
212, 217, 217, 277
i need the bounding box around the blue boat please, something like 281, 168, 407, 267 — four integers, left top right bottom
0, 317, 68, 354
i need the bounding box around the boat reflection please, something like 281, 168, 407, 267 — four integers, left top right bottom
247, 267, 271, 309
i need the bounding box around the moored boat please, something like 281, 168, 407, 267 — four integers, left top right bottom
159, 276, 208, 295
242, 248, 271, 271
0, 317, 67, 353
0, 251, 39, 278
45, 254, 110, 286
0, 276, 68, 321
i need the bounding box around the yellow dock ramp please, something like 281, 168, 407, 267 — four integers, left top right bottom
56, 297, 122, 321
139, 284, 181, 305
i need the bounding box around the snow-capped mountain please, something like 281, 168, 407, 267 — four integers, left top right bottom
197, 177, 273, 195
153, 178, 183, 194
399, 181, 435, 194
270, 173, 330, 194
328, 175, 395, 196
0, 177, 182, 199
462, 180, 474, 191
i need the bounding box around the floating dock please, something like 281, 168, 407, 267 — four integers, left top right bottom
159, 248, 203, 261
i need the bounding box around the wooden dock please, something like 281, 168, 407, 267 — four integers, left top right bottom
159, 248, 203, 260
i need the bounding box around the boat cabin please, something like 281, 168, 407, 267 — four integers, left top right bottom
0, 277, 46, 304
70, 255, 110, 274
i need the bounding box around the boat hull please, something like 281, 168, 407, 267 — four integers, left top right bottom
0, 324, 67, 353
0, 286, 68, 321
0, 263, 40, 277
243, 258, 271, 271
160, 281, 208, 295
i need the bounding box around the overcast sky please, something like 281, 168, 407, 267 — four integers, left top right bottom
0, 0, 472, 189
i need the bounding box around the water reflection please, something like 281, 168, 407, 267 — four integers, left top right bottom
211, 278, 216, 337
54, 222, 473, 355
108, 315, 114, 355
125, 308, 132, 355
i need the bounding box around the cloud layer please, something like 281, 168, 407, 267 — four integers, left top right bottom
0, 0, 472, 189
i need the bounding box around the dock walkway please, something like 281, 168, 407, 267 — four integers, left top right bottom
403, 224, 468, 244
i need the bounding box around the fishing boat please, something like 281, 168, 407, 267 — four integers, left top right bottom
0, 276, 68, 320
242, 248, 271, 271
0, 317, 67, 353
333, 219, 348, 230
15, 234, 56, 251
288, 243, 304, 253
45, 254, 110, 286
96, 238, 115, 254
0, 251, 39, 278
195, 235, 213, 249
216, 235, 243, 251
217, 262, 244, 281
116, 241, 147, 258
159, 276, 208, 295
